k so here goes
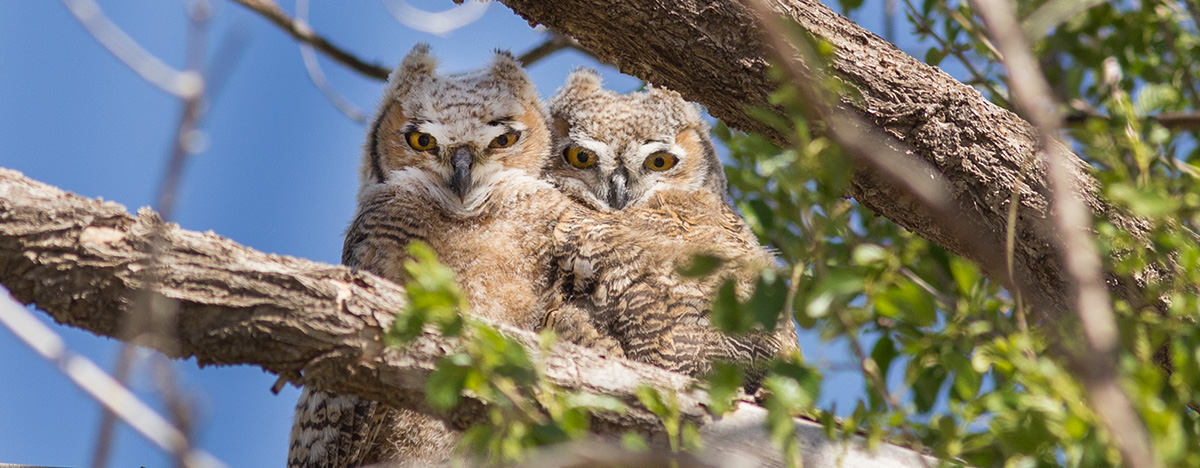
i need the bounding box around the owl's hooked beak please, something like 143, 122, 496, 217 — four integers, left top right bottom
606, 166, 630, 209
448, 146, 474, 199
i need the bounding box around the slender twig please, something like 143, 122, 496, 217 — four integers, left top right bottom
230, 0, 582, 86
899, 267, 954, 306
834, 312, 934, 468
228, 0, 391, 80
516, 32, 585, 66
901, 0, 1011, 107
970, 0, 1161, 466
1064, 110, 1200, 132
379, 0, 490, 36
58, 0, 200, 99
295, 0, 368, 123
0, 292, 228, 468
78, 2, 248, 466
83, 0, 210, 464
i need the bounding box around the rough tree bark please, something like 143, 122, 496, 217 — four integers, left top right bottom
0, 168, 934, 468
5, 0, 1165, 465
495, 0, 1153, 322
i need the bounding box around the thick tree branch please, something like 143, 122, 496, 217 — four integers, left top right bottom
0, 168, 936, 468
494, 0, 1155, 324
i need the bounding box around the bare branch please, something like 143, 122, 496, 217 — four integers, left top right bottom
88, 4, 248, 466
969, 0, 1160, 466
0, 293, 227, 468
517, 32, 586, 67
379, 0, 490, 36
295, 0, 368, 123
59, 0, 201, 98
227, 0, 391, 81
0, 168, 938, 468
1064, 110, 1200, 132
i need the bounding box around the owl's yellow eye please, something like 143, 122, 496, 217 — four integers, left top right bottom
563, 146, 596, 169
406, 132, 437, 151
644, 152, 678, 171
489, 131, 520, 149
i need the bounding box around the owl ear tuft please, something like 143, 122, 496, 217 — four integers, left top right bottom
646, 85, 684, 105
550, 68, 603, 117
560, 68, 603, 99
488, 49, 536, 97
388, 43, 438, 95
646, 86, 703, 126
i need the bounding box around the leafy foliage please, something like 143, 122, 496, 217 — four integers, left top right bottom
388, 1, 1200, 465
719, 0, 1200, 465
385, 242, 623, 463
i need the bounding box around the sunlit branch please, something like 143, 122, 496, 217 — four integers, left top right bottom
296, 0, 368, 123
228, 0, 391, 80
0, 293, 228, 468
59, 0, 201, 99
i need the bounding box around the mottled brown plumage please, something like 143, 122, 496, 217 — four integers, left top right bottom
288, 44, 568, 468
548, 190, 797, 384
542, 71, 798, 385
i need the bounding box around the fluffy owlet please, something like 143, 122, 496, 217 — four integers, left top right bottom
543, 69, 727, 211
542, 70, 799, 386
288, 44, 567, 468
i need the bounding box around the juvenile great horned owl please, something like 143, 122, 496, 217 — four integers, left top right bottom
543, 69, 727, 211
288, 44, 567, 468
542, 70, 798, 386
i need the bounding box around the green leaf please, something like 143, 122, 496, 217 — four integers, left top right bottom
948, 257, 980, 296
1107, 183, 1180, 218
621, 432, 650, 452
924, 47, 947, 66
879, 280, 937, 327
870, 333, 898, 383
911, 365, 947, 413
952, 365, 982, 400
749, 272, 789, 330
768, 360, 822, 410
636, 386, 670, 418
426, 356, 470, 411
707, 362, 745, 416
711, 280, 749, 333
565, 393, 628, 415
1132, 83, 1179, 115
839, 0, 864, 13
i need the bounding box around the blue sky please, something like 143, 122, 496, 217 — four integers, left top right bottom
0, 1, 942, 467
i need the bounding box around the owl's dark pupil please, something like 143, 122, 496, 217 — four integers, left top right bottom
418, 135, 430, 146
578, 152, 589, 163
654, 156, 665, 167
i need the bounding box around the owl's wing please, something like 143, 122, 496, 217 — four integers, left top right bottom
287, 388, 382, 468
288, 189, 423, 468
